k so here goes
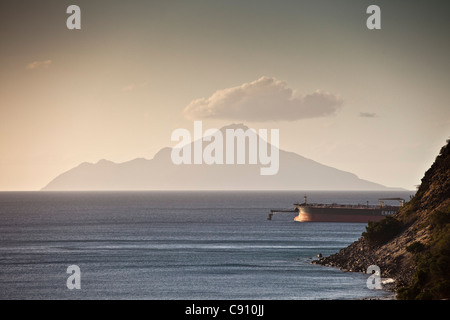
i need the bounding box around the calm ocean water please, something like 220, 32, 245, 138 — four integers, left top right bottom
0, 191, 413, 300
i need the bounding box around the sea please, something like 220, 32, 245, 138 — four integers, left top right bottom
0, 190, 413, 300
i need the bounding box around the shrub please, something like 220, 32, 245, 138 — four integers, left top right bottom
406, 241, 426, 254
398, 231, 450, 299
362, 216, 402, 246
430, 206, 450, 227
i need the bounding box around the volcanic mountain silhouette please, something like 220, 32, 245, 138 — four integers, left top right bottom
42, 124, 396, 191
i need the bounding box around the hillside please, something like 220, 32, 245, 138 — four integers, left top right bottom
42, 124, 394, 191
313, 139, 450, 299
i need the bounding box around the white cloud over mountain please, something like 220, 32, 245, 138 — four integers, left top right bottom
183, 76, 343, 122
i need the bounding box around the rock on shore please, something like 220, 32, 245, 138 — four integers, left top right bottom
312, 235, 416, 290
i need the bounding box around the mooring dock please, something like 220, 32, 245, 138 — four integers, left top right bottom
267, 208, 299, 220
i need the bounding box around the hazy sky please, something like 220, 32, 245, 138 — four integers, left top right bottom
0, 0, 449, 190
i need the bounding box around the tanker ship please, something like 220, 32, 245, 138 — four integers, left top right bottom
268, 196, 404, 223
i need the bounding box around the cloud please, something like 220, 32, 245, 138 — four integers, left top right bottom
122, 84, 135, 92
359, 112, 377, 118
26, 60, 52, 70
183, 76, 343, 122
122, 81, 148, 92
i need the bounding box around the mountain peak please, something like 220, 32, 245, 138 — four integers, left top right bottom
153, 147, 172, 160
219, 123, 250, 132
41, 122, 391, 191
96, 159, 115, 165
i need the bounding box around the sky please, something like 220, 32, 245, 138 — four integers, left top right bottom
0, 0, 449, 191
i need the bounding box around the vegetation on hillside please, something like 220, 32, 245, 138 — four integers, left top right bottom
397, 205, 450, 299
362, 139, 450, 299
362, 216, 402, 246
398, 140, 449, 299
315, 139, 450, 300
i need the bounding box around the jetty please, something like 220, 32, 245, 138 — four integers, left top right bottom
267, 208, 299, 220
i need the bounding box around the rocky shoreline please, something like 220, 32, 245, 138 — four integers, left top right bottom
311, 235, 416, 292
309, 139, 450, 300
310, 250, 398, 299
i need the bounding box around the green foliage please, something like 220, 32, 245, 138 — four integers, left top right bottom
403, 197, 419, 218
430, 205, 450, 227
396, 139, 450, 299
362, 216, 402, 246
397, 219, 450, 300
406, 241, 426, 254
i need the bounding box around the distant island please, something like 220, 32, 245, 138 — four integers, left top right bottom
313, 139, 450, 299
42, 124, 402, 191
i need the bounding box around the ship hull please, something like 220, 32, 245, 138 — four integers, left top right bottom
294, 205, 397, 223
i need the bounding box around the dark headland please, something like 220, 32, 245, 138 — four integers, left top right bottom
313, 139, 450, 299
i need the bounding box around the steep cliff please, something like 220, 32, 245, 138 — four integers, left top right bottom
313, 139, 450, 299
